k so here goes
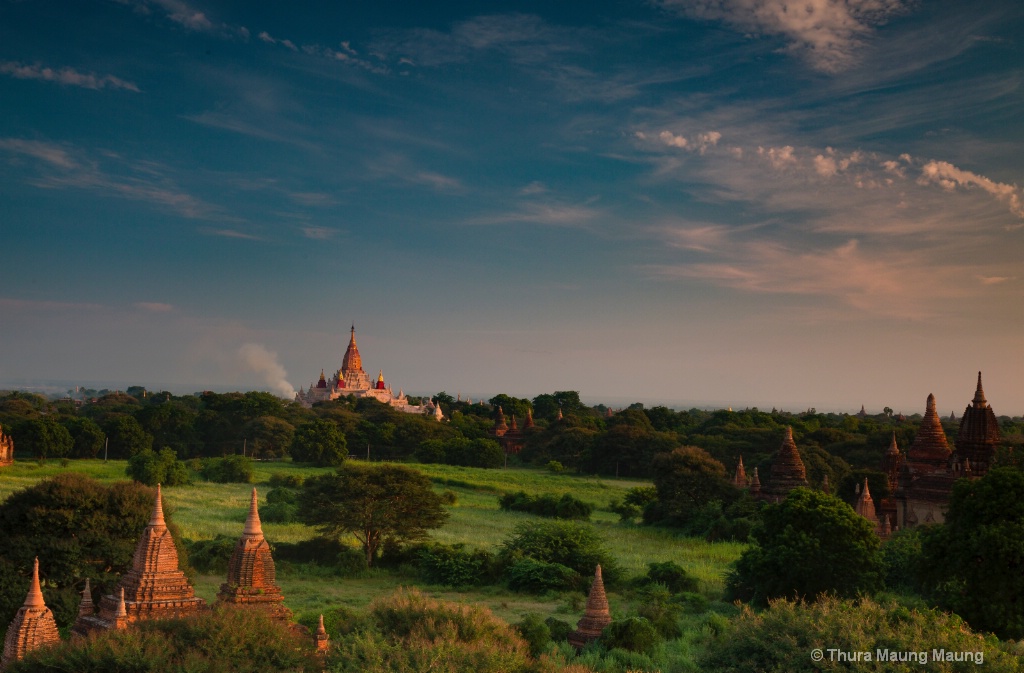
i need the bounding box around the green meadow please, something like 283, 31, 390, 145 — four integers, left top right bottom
0, 459, 745, 626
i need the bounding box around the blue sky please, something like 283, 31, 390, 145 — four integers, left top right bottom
1, 0, 1022, 414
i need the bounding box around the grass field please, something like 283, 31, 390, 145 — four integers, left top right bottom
0, 458, 745, 627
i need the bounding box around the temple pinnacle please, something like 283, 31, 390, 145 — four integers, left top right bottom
149, 484, 166, 528
973, 371, 987, 407
244, 488, 263, 537
24, 557, 45, 608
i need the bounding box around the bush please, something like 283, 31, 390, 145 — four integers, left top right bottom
546, 460, 564, 473
260, 502, 298, 524
268, 472, 304, 488
515, 613, 551, 656
497, 491, 594, 520
643, 561, 699, 594
200, 455, 255, 483
505, 558, 580, 593
273, 538, 366, 574
700, 596, 1022, 673
266, 486, 298, 505
186, 535, 236, 574
634, 583, 682, 639
600, 617, 660, 653
545, 616, 574, 642
416, 543, 497, 586
881, 527, 923, 592
125, 447, 192, 486
499, 521, 620, 585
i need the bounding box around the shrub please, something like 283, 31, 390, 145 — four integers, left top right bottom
515, 613, 551, 656
416, 543, 496, 587
260, 502, 298, 524
506, 558, 580, 593
200, 455, 255, 483
499, 521, 619, 584
643, 561, 698, 594
546, 460, 565, 473
497, 491, 594, 520
881, 527, 923, 592
634, 583, 682, 639
700, 596, 1022, 673
545, 616, 574, 642
125, 447, 192, 486
186, 535, 236, 574
439, 489, 458, 505
601, 617, 660, 653
268, 472, 304, 488
273, 538, 365, 574
266, 486, 298, 505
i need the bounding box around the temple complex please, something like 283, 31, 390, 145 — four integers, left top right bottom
954, 372, 1001, 477
73, 485, 206, 635
217, 489, 290, 620
1, 559, 61, 669
759, 427, 808, 502
732, 456, 747, 487
489, 406, 534, 454
853, 478, 891, 539
568, 565, 612, 650
0, 425, 13, 467
295, 325, 442, 420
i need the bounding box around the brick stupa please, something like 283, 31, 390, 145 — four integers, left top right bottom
0, 424, 13, 467
568, 565, 612, 650
1, 558, 61, 669
217, 489, 290, 620
955, 372, 1000, 477
907, 394, 951, 471
761, 427, 808, 502
732, 456, 747, 487
74, 485, 205, 635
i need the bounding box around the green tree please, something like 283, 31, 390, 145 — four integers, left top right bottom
61, 417, 106, 458
919, 467, 1024, 639
12, 418, 73, 460
242, 415, 294, 459
727, 488, 882, 604
297, 463, 448, 567
126, 447, 192, 486
290, 419, 347, 466
104, 415, 153, 458
645, 446, 736, 526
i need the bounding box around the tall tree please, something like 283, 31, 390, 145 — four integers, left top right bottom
290, 419, 347, 466
297, 464, 448, 567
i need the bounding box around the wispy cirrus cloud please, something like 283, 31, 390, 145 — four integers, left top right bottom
0, 61, 139, 91
917, 160, 1024, 221
0, 137, 225, 220
469, 199, 603, 228
135, 302, 175, 312
658, 0, 913, 73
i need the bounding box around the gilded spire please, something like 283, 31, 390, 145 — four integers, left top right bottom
149, 484, 166, 528
244, 488, 263, 537
24, 558, 45, 608
973, 371, 987, 407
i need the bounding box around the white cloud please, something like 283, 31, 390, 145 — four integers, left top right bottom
758, 145, 797, 169
660, 130, 688, 148
0, 138, 78, 169
149, 0, 213, 32
659, 0, 912, 72
135, 302, 175, 312
917, 160, 1024, 218
0, 61, 140, 91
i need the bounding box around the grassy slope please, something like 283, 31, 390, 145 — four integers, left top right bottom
0, 459, 744, 626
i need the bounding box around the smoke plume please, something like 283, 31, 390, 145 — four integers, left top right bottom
238, 343, 295, 398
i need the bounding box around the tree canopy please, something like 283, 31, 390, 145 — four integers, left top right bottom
727, 487, 882, 604
297, 463, 448, 567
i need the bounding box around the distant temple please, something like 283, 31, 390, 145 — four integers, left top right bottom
758, 427, 808, 502
489, 407, 535, 454
0, 425, 13, 467
295, 325, 442, 420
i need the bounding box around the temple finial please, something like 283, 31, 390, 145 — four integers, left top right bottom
244, 487, 263, 537
24, 557, 45, 608
114, 587, 127, 619
887, 431, 899, 455
973, 371, 987, 406
149, 484, 166, 527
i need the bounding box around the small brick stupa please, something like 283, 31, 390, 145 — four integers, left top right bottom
761, 427, 808, 502
906, 394, 950, 471
218, 489, 290, 620
1, 558, 61, 669
732, 456, 747, 487
314, 614, 329, 652
955, 372, 1001, 477
568, 565, 612, 650
74, 485, 205, 635
0, 424, 13, 467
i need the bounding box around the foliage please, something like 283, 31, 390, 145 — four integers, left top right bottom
515, 613, 552, 656
290, 419, 348, 466
641, 561, 699, 594
104, 415, 154, 458
546, 460, 564, 473
919, 467, 1024, 639
8, 604, 323, 672
881, 528, 924, 593
11, 418, 73, 460
645, 446, 737, 526
600, 617, 661, 653
271, 538, 366, 573
241, 415, 295, 459
60, 417, 105, 458
498, 490, 595, 520
298, 463, 449, 567
498, 520, 619, 585
0, 475, 178, 627
267, 472, 305, 488
727, 488, 882, 604
126, 447, 192, 486
416, 543, 497, 587
505, 558, 581, 593
186, 534, 237, 574
700, 595, 1022, 673
199, 455, 255, 483
326, 588, 535, 673
545, 617, 574, 643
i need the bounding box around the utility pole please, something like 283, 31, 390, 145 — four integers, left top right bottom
367, 443, 370, 461
103, 437, 108, 462
242, 437, 247, 457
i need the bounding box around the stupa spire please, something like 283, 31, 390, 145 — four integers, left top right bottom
149, 484, 166, 528
973, 371, 987, 407
24, 558, 44, 609
77, 578, 94, 618
314, 613, 330, 652
887, 431, 900, 455
568, 565, 612, 649
244, 488, 263, 537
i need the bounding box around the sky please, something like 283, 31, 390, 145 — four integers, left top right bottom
1, 0, 1022, 415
